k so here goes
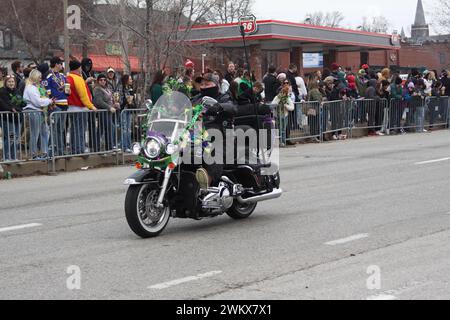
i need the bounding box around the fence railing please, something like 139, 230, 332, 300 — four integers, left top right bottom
120, 108, 147, 164
1, 97, 449, 168
278, 96, 449, 143
0, 110, 47, 163
1, 108, 148, 169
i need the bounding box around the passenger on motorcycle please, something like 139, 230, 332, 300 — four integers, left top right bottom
191, 73, 233, 190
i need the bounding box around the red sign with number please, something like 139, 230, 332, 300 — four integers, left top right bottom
239, 15, 258, 35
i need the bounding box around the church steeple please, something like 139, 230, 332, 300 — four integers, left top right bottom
411, 0, 429, 40
414, 0, 427, 26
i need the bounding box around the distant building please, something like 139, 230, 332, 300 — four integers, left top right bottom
185, 0, 449, 78
324, 0, 449, 73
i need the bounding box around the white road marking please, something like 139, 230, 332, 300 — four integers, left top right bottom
366, 294, 397, 300
415, 157, 450, 165
325, 233, 369, 246
148, 270, 222, 290
0, 223, 42, 233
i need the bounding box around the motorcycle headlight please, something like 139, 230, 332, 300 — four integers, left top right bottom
166, 143, 178, 155
132, 143, 142, 155
144, 138, 161, 159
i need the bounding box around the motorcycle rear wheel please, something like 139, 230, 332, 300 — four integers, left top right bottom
227, 201, 257, 219
125, 184, 170, 238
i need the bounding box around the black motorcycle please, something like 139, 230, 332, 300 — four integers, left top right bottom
124, 92, 282, 238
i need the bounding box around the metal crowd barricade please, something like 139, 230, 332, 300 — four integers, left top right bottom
388, 97, 424, 133
120, 108, 147, 164
285, 101, 321, 143
1, 111, 23, 163
49, 109, 120, 173
0, 110, 47, 163
441, 96, 450, 128
424, 96, 449, 130
351, 98, 389, 135
321, 100, 352, 140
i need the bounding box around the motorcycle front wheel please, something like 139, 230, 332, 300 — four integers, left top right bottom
125, 184, 170, 238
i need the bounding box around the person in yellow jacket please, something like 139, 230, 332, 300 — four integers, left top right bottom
67, 60, 97, 155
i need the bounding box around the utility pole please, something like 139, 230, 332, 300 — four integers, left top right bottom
63, 0, 70, 71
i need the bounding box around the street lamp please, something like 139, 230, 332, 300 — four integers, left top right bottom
201, 54, 206, 74
63, 0, 69, 71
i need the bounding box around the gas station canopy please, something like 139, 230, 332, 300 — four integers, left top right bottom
185, 20, 401, 52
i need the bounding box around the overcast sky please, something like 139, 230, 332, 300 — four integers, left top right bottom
252, 0, 438, 35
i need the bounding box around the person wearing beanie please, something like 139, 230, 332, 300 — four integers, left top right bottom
237, 70, 254, 105
80, 58, 100, 152
361, 64, 371, 80
277, 73, 287, 83
356, 69, 368, 97
330, 63, 342, 89
185, 59, 195, 70
37, 63, 51, 103
67, 59, 97, 155
388, 76, 405, 134
331, 63, 340, 72
37, 63, 50, 78
81, 58, 95, 91
346, 74, 359, 98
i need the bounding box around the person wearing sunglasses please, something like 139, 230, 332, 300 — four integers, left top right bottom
93, 74, 119, 152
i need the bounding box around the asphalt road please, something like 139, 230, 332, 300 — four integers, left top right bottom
1, 131, 450, 300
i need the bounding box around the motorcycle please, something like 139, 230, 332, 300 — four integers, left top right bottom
124, 91, 282, 238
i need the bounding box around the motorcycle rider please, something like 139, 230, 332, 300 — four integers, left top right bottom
191, 73, 233, 191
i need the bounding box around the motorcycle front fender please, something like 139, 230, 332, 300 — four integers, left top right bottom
123, 169, 161, 185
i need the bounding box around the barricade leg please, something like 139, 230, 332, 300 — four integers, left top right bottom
415, 106, 425, 133
70, 111, 87, 155
55, 112, 68, 156
27, 112, 41, 159
88, 112, 100, 153
1, 118, 12, 161
121, 111, 132, 152
40, 117, 49, 157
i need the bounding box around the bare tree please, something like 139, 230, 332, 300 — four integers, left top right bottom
1, 0, 63, 62
109, 0, 216, 96
360, 16, 390, 33
304, 11, 345, 28
0, 0, 99, 62
204, 0, 254, 24
433, 0, 450, 33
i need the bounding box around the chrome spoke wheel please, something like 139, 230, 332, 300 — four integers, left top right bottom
125, 184, 170, 237
137, 186, 168, 229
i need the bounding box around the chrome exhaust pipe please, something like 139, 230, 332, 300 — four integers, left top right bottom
237, 188, 283, 204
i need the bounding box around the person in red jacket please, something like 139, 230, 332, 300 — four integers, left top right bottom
67, 60, 97, 155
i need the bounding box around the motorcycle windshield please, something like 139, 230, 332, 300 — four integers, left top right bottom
148, 92, 192, 124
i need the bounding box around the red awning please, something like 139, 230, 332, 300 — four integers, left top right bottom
75, 54, 141, 73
